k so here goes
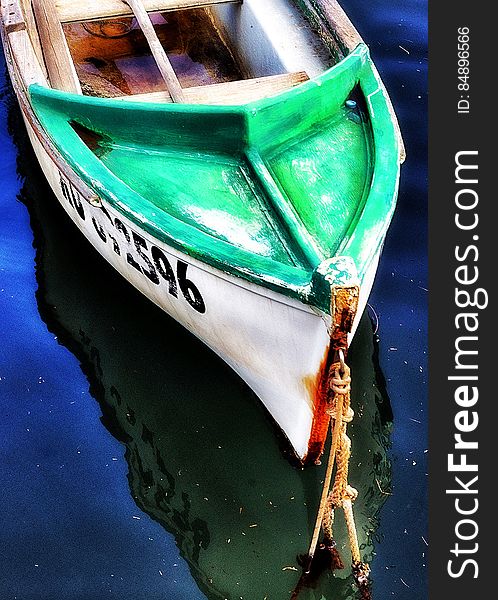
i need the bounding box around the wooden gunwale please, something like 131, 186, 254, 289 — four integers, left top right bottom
18, 0, 47, 74
0, 23, 99, 201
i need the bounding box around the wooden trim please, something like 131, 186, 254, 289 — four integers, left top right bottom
1, 0, 25, 33
19, 0, 48, 77
117, 71, 309, 104
31, 0, 82, 93
55, 0, 241, 24
123, 0, 185, 102
7, 28, 47, 87
304, 0, 362, 52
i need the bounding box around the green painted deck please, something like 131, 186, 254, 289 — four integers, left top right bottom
97, 149, 305, 267
267, 110, 372, 260
29, 44, 400, 312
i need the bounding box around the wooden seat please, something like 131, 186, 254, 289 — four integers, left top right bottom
55, 0, 241, 24
119, 72, 310, 105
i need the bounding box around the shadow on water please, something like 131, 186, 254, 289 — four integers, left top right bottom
7, 91, 394, 600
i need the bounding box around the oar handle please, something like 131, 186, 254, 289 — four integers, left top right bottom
123, 0, 186, 102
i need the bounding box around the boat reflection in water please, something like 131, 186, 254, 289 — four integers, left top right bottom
14, 105, 393, 600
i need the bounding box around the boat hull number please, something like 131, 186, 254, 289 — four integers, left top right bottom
60, 173, 206, 314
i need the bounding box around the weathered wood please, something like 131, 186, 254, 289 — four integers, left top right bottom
303, 0, 361, 52
185, 71, 308, 104
56, 0, 241, 24
7, 28, 47, 87
78, 70, 127, 97
19, 0, 48, 77
31, 0, 82, 93
118, 71, 309, 104
123, 0, 185, 102
1, 0, 25, 33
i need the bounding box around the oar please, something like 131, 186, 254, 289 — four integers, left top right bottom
123, 0, 186, 102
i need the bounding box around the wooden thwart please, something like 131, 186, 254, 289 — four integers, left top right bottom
56, 0, 241, 24
118, 71, 309, 105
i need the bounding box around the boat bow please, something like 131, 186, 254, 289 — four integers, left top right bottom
28, 43, 400, 314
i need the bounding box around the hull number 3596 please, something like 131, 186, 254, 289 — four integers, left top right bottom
59, 173, 206, 314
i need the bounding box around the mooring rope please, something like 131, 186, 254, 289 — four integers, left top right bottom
305, 349, 371, 597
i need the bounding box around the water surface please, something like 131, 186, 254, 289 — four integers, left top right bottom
0, 1, 427, 598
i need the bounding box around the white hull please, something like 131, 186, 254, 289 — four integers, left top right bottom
30, 118, 326, 457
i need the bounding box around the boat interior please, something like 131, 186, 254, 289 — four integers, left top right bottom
4, 1, 383, 282
10, 0, 340, 104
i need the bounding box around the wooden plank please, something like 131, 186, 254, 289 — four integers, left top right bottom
303, 0, 362, 52
186, 71, 309, 104
79, 71, 128, 97
123, 0, 186, 102
1, 0, 25, 33
7, 29, 47, 88
118, 71, 309, 104
19, 0, 48, 77
31, 0, 82, 93
56, 0, 241, 24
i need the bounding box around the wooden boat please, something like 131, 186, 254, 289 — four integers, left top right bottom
12, 129, 393, 596
1, 0, 403, 464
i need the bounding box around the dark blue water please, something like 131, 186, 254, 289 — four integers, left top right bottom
346, 0, 428, 596
0, 1, 427, 599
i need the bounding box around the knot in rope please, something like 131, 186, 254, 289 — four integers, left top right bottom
330, 366, 351, 396
326, 406, 354, 423
352, 561, 372, 600
352, 561, 371, 584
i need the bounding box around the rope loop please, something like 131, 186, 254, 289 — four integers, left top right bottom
306, 342, 369, 596
329, 351, 352, 400
330, 376, 351, 395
